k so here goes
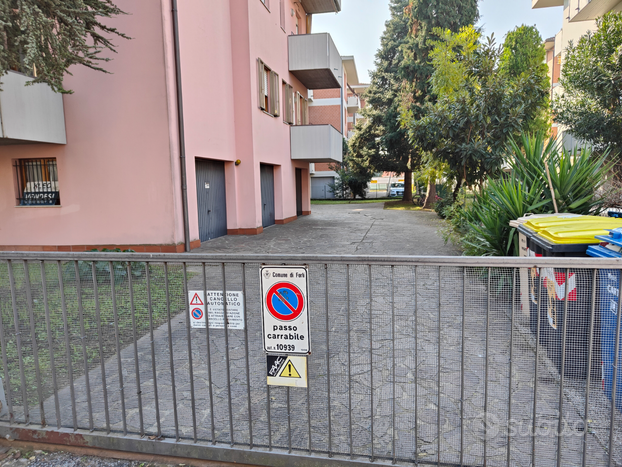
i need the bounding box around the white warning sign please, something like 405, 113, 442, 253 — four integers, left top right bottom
188, 290, 245, 329
261, 265, 310, 355
267, 355, 307, 387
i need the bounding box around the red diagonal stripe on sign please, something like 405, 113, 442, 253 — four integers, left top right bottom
275, 289, 297, 314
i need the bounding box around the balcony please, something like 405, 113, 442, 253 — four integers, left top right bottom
347, 95, 360, 112
289, 33, 342, 90
532, 0, 564, 8
300, 0, 341, 14
0, 71, 66, 145
570, 0, 622, 22
291, 125, 342, 164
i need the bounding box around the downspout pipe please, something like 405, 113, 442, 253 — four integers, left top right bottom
171, 0, 191, 252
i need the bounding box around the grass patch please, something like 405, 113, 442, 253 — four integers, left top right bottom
384, 201, 432, 211
0, 260, 190, 407
311, 198, 390, 205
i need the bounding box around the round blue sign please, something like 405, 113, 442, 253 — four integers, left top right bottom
191, 308, 203, 320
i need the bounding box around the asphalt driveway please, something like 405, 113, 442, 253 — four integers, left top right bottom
195, 203, 461, 255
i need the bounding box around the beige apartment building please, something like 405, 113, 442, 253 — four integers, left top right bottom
532, 0, 621, 148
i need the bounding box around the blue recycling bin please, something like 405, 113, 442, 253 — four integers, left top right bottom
588, 229, 622, 410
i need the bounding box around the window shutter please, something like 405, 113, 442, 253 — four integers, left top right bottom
288, 86, 294, 124
258, 59, 266, 110
302, 98, 309, 125
272, 71, 280, 117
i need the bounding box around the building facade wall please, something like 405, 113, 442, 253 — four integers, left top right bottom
0, 0, 182, 251
0, 0, 328, 250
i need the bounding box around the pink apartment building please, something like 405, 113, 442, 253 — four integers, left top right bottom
0, 0, 345, 252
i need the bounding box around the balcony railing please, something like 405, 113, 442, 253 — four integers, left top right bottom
0, 71, 66, 145
290, 124, 342, 164
347, 95, 360, 112
288, 33, 342, 90
570, 0, 622, 22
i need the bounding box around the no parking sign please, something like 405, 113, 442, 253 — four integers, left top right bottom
261, 265, 310, 355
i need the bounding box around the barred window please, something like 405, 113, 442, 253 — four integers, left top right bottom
14, 159, 60, 206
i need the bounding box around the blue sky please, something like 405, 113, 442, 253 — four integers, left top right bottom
313, 1, 564, 83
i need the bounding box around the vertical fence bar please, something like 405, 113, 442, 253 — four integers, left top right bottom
582, 269, 598, 467
57, 261, 77, 430
460, 268, 466, 467
368, 264, 374, 462
608, 268, 622, 466
484, 267, 491, 463
507, 268, 517, 466
164, 262, 179, 441
109, 261, 126, 436
182, 263, 198, 443
74, 261, 93, 431
23, 262, 45, 427
391, 265, 396, 465
145, 263, 161, 436
557, 269, 570, 467
8, 261, 29, 424
267, 384, 272, 451
201, 263, 215, 444
127, 263, 143, 437
221, 263, 234, 446
437, 266, 442, 467
92, 263, 110, 434
241, 264, 253, 449
532, 275, 543, 467
347, 264, 353, 458
287, 386, 292, 454
414, 265, 419, 465
41, 262, 59, 428
0, 265, 13, 424
325, 264, 332, 458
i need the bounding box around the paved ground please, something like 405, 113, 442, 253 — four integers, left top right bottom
195, 203, 460, 256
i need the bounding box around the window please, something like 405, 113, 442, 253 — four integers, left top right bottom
257, 58, 280, 117
283, 84, 308, 125
280, 0, 285, 30
13, 158, 60, 206
283, 82, 295, 124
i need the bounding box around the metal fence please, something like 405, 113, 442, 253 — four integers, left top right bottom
0, 252, 622, 467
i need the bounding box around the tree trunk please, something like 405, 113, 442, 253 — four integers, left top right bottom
403, 170, 413, 203
423, 177, 436, 209
452, 176, 463, 202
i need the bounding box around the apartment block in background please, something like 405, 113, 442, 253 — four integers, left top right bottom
532, 0, 602, 148
309, 56, 369, 199
0, 0, 345, 251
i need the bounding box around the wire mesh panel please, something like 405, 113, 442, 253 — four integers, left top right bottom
0, 253, 622, 467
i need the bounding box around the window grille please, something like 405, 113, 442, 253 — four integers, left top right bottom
13, 159, 60, 206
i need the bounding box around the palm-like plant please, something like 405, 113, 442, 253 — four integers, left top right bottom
461, 133, 613, 256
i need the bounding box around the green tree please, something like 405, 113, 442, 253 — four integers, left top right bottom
349, 0, 415, 202
553, 12, 622, 158
329, 139, 373, 200
0, 0, 128, 93
399, 0, 479, 207
407, 28, 549, 195
499, 25, 551, 134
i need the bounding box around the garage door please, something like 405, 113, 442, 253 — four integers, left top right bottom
196, 159, 227, 241
260, 164, 275, 228
311, 176, 335, 199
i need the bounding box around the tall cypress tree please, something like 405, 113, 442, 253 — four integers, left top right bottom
400, 0, 479, 207
350, 0, 478, 203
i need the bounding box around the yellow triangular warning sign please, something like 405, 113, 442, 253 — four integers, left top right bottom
279, 360, 301, 378
190, 293, 204, 306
